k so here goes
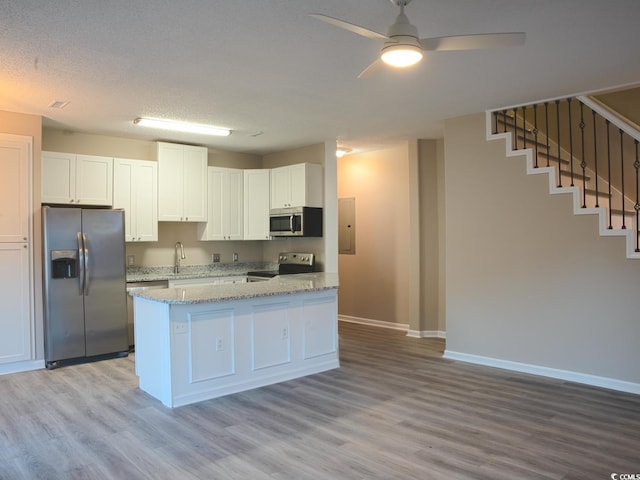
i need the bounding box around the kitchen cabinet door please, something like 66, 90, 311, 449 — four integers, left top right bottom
76, 154, 113, 205
243, 169, 270, 240
0, 244, 32, 365
182, 146, 208, 222
113, 158, 158, 242
42, 152, 113, 206
197, 167, 243, 241
0, 135, 29, 242
41, 151, 76, 204
270, 163, 323, 209
270, 166, 291, 209
157, 142, 207, 222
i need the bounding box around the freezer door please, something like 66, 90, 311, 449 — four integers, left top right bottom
82, 209, 128, 357
43, 207, 86, 362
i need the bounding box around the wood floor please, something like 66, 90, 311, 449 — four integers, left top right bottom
1, 322, 639, 479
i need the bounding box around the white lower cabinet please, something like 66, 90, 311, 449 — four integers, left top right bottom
134, 289, 338, 407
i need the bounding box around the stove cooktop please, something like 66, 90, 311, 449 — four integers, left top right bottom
247, 252, 315, 278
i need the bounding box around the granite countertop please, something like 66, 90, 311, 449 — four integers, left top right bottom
126, 262, 278, 283
129, 272, 339, 305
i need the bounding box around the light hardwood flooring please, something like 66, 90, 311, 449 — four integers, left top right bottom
1, 322, 639, 479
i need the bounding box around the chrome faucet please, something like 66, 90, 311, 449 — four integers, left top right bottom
174, 241, 186, 274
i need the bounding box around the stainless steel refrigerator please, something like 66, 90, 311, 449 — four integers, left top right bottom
43, 206, 128, 368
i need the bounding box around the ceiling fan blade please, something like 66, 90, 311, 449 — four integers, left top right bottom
357, 59, 385, 79
420, 32, 525, 51
309, 13, 388, 40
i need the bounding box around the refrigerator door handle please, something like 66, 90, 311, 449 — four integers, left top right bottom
83, 232, 90, 296
77, 231, 85, 295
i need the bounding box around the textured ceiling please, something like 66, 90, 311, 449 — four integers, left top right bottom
1, 0, 639, 155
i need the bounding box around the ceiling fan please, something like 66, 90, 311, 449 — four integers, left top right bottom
310, 0, 525, 78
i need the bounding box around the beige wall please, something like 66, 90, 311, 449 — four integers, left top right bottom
444, 112, 640, 384
418, 139, 446, 334
337, 141, 445, 334
1, 110, 44, 360
337, 144, 411, 325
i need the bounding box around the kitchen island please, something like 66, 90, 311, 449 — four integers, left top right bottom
131, 273, 339, 407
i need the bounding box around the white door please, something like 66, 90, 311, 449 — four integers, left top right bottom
0, 137, 29, 242
158, 142, 185, 221
244, 169, 270, 240
133, 160, 158, 242
113, 159, 134, 240
76, 154, 113, 206
0, 133, 32, 366
0, 244, 32, 364
225, 169, 243, 240
182, 146, 208, 222
270, 166, 291, 208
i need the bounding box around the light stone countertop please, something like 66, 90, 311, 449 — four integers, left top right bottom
126, 262, 278, 283
129, 272, 339, 305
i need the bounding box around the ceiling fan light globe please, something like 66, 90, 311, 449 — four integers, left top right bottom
380, 44, 423, 67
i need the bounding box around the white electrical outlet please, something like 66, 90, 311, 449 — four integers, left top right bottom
233, 252, 238, 262
127, 255, 135, 266
281, 327, 288, 340
216, 337, 224, 351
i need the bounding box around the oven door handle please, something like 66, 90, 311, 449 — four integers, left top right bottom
290, 215, 294, 233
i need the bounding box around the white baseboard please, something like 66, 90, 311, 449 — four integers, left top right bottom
339, 315, 446, 338
339, 315, 408, 331
444, 350, 640, 395
0, 359, 45, 376
407, 329, 446, 339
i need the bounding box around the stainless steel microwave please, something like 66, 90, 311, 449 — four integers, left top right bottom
269, 207, 323, 237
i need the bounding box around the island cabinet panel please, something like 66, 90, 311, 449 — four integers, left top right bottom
302, 294, 338, 359
250, 302, 291, 370
187, 309, 235, 382
134, 289, 339, 408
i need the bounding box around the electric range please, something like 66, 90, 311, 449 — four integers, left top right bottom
247, 252, 315, 281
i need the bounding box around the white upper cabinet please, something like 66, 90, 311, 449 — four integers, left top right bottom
270, 163, 323, 209
197, 167, 243, 241
113, 158, 158, 242
243, 169, 270, 240
42, 152, 113, 206
157, 142, 207, 222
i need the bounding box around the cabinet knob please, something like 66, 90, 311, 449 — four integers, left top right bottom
23, 244, 27, 249
23, 237, 27, 241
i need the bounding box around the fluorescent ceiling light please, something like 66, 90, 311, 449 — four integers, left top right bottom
133, 117, 231, 137
380, 43, 423, 67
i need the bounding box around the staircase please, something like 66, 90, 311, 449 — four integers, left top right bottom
488, 96, 640, 259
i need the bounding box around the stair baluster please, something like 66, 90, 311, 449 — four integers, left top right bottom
635, 140, 639, 252
568, 98, 575, 186
579, 103, 587, 208
620, 129, 626, 230
606, 120, 613, 229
